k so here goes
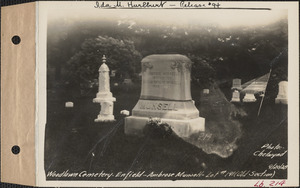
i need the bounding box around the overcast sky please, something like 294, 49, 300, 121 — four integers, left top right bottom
47, 6, 287, 29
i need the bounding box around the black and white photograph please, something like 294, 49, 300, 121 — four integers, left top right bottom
34, 1, 298, 186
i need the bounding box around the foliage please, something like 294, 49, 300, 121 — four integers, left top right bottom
143, 118, 173, 138
265, 50, 288, 102
66, 36, 142, 85
47, 16, 288, 91
189, 54, 216, 88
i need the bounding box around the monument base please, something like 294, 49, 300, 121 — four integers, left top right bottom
95, 115, 115, 122
275, 97, 288, 104
243, 98, 256, 102
93, 97, 116, 103
125, 116, 205, 138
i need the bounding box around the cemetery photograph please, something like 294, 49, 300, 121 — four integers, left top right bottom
44, 8, 288, 181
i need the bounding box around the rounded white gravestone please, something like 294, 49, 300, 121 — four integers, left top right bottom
203, 89, 209, 94
275, 81, 288, 104
120, 110, 130, 116
65, 102, 74, 108
125, 54, 205, 138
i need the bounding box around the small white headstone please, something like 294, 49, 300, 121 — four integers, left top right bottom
243, 93, 256, 102
275, 81, 288, 104
65, 102, 74, 108
230, 90, 240, 103
203, 89, 209, 94
114, 83, 119, 87
120, 110, 130, 116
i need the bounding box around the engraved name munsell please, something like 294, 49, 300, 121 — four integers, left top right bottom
138, 101, 178, 111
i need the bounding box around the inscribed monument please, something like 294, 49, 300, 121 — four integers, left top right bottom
125, 54, 205, 138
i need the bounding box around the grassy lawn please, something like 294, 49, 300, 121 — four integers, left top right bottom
45, 81, 287, 180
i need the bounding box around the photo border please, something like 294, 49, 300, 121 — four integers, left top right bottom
36, 1, 299, 187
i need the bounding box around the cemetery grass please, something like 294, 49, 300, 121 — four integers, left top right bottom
45, 82, 287, 180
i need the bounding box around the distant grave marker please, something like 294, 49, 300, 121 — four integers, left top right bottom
120, 110, 130, 116
275, 81, 288, 104
231, 78, 242, 91
203, 89, 209, 94
65, 101, 74, 108
243, 92, 256, 103
230, 90, 240, 103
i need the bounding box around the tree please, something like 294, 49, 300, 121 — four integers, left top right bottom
189, 54, 216, 88
66, 36, 142, 85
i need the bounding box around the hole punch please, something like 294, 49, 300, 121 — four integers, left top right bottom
11, 35, 21, 45
11, 145, 20, 154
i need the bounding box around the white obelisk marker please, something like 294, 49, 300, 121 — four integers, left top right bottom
93, 55, 116, 122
